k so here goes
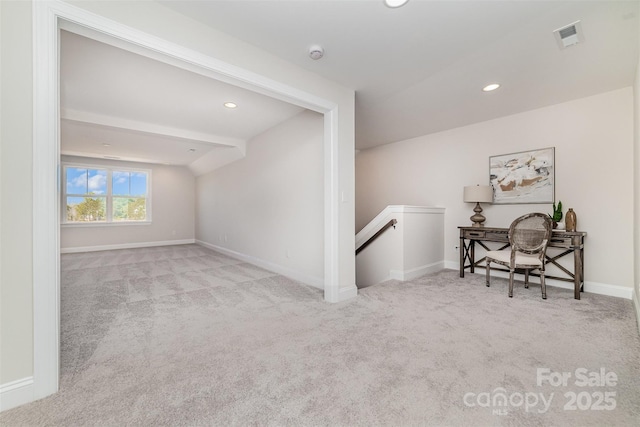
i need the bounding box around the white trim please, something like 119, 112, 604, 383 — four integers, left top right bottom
583, 281, 633, 300
391, 205, 446, 214
60, 221, 152, 228
323, 107, 344, 303
360, 262, 446, 289
33, 0, 345, 408
61, 239, 195, 254
390, 261, 445, 281
33, 0, 60, 402
444, 261, 460, 270
459, 268, 633, 299
632, 288, 640, 335
196, 240, 324, 290
338, 284, 359, 302
0, 377, 34, 412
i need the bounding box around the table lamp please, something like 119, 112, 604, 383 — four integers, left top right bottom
463, 185, 493, 227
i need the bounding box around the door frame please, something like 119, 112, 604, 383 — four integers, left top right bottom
33, 0, 349, 402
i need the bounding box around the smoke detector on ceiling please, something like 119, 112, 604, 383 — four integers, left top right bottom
553, 21, 584, 49
309, 45, 324, 60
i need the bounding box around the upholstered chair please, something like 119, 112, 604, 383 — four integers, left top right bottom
485, 213, 553, 299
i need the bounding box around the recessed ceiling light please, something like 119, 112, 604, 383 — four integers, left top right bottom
224, 102, 237, 109
102, 143, 111, 147
384, 0, 409, 8
482, 83, 501, 92
189, 148, 197, 152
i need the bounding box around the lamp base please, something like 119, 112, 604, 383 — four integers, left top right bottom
470, 202, 486, 227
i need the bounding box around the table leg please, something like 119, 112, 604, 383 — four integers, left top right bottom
470, 240, 475, 274
574, 247, 583, 300
459, 237, 465, 278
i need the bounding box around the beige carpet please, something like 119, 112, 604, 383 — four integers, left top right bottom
1, 244, 639, 426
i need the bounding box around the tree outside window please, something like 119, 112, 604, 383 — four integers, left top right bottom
63, 166, 150, 224
112, 171, 148, 221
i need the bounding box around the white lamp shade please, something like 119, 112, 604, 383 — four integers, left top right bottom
463, 185, 493, 203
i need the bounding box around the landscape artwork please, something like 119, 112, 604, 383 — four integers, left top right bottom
489, 147, 554, 204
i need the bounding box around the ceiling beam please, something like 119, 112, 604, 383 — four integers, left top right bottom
61, 108, 245, 148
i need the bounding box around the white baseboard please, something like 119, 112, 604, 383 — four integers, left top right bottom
60, 239, 196, 254
359, 261, 445, 289
444, 261, 459, 270
633, 288, 640, 336
583, 281, 633, 300
195, 240, 324, 290
0, 377, 34, 412
338, 284, 359, 302
390, 261, 445, 281
445, 263, 633, 300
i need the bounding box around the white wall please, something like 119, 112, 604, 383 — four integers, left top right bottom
60, 156, 195, 251
356, 88, 634, 291
0, 0, 34, 385
196, 110, 324, 286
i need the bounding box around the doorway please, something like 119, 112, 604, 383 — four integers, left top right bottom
32, 0, 347, 403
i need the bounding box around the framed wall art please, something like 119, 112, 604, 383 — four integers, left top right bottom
489, 147, 555, 204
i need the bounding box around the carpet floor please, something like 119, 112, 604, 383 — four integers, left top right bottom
1, 244, 639, 426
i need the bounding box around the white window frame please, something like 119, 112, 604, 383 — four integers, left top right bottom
61, 163, 152, 226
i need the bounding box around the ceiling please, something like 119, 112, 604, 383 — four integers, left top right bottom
60, 30, 305, 169
61, 0, 639, 167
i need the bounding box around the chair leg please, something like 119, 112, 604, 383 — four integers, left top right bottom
540, 271, 547, 299
486, 260, 491, 287
508, 269, 514, 297
524, 269, 529, 289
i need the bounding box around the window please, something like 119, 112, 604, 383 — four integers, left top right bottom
63, 164, 151, 224
112, 171, 148, 221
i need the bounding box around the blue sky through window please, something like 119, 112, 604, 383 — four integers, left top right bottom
66, 168, 107, 195
112, 171, 147, 196
64, 165, 150, 224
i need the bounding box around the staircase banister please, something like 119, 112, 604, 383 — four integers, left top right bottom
356, 205, 445, 247
355, 218, 397, 255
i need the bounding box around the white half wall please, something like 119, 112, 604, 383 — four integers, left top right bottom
196, 110, 324, 287
356, 206, 445, 288
60, 156, 195, 251
356, 88, 634, 292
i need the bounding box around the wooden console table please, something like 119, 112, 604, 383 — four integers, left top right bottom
459, 226, 587, 299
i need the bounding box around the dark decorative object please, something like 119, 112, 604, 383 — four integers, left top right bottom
549, 201, 563, 229
566, 208, 577, 232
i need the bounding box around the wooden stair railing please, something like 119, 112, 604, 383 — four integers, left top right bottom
355, 219, 397, 255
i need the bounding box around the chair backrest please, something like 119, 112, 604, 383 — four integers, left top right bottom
508, 213, 553, 255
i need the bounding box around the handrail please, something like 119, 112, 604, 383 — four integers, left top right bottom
355, 218, 397, 255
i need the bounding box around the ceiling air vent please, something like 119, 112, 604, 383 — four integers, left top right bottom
553, 21, 584, 49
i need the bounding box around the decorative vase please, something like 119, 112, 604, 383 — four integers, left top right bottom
556, 221, 565, 230
566, 208, 576, 232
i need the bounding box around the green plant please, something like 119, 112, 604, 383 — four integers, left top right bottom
549, 201, 563, 222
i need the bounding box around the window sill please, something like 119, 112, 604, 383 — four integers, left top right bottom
61, 221, 152, 228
